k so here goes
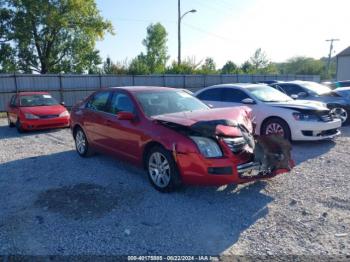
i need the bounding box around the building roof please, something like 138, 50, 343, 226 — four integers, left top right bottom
337, 46, 350, 57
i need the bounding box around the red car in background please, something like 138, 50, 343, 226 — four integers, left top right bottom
70, 86, 293, 192
7, 92, 70, 132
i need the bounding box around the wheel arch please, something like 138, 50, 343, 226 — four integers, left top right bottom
142, 141, 168, 169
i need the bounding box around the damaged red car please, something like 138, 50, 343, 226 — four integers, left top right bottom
70, 86, 294, 192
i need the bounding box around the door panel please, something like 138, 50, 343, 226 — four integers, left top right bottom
103, 92, 143, 161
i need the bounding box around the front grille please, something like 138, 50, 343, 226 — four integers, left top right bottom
320, 114, 333, 122
39, 114, 59, 119
222, 137, 246, 154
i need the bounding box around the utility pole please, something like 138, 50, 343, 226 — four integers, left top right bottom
177, 0, 197, 65
178, 0, 181, 65
325, 38, 339, 78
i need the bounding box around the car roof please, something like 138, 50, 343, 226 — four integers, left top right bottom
203, 83, 269, 89
17, 91, 50, 96
107, 86, 176, 93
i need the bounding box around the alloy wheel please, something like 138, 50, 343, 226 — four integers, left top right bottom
330, 107, 348, 123
148, 152, 171, 188
265, 123, 285, 136
75, 130, 87, 155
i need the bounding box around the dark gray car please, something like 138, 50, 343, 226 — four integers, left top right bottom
270, 81, 350, 124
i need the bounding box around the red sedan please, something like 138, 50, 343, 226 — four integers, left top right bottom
7, 92, 70, 132
70, 86, 293, 192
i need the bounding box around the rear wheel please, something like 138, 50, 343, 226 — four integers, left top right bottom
7, 113, 14, 128
261, 117, 291, 141
145, 146, 181, 192
74, 127, 94, 157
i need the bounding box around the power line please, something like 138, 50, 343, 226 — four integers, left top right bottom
113, 17, 236, 43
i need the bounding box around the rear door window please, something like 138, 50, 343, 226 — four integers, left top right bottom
222, 89, 250, 103
279, 84, 305, 96
196, 88, 223, 101
86, 91, 111, 112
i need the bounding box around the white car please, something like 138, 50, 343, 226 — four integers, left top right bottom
195, 84, 342, 141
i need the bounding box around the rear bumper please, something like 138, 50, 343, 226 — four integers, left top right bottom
20, 117, 70, 130
175, 152, 293, 186
291, 119, 342, 141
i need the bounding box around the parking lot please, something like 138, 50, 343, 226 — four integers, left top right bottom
0, 118, 349, 257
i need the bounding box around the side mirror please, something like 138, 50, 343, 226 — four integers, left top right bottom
60, 101, 65, 106
291, 94, 298, 99
117, 111, 135, 121
297, 92, 308, 98
242, 98, 256, 104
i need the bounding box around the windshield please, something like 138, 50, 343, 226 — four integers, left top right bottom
301, 82, 332, 95
20, 94, 59, 107
135, 90, 209, 117
247, 86, 292, 102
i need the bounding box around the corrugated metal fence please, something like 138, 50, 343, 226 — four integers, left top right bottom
0, 73, 320, 111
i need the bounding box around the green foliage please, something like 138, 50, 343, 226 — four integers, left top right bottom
165, 58, 199, 74
274, 56, 335, 79
250, 48, 269, 70
1, 0, 113, 74
103, 57, 129, 75
128, 54, 150, 75
221, 61, 241, 74
198, 57, 217, 74
141, 23, 169, 74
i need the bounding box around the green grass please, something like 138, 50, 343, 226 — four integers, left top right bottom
0, 112, 7, 118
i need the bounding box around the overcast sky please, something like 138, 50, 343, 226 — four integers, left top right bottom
95, 0, 350, 67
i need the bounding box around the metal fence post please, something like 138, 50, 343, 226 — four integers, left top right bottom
14, 72, 18, 93
99, 73, 102, 89
59, 73, 63, 103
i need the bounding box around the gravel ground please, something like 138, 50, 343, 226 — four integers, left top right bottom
0, 118, 349, 258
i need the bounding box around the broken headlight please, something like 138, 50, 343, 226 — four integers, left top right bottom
292, 112, 320, 121
190, 136, 223, 158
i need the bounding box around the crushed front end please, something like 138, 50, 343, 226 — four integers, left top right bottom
174, 119, 294, 186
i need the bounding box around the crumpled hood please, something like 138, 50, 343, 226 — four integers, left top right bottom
20, 105, 67, 116
152, 107, 253, 137
268, 100, 329, 111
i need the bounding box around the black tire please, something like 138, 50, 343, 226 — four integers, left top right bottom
74, 127, 94, 157
15, 119, 24, 133
261, 117, 291, 141
145, 145, 181, 192
7, 113, 15, 128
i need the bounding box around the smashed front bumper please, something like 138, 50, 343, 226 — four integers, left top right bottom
175, 135, 294, 186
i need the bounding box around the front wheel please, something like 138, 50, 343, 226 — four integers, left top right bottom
261, 118, 291, 141
145, 146, 181, 192
15, 119, 24, 133
74, 127, 94, 157
330, 107, 348, 125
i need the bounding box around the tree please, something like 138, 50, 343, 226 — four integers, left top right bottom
103, 57, 129, 75
142, 23, 169, 74
0, 3, 16, 72
250, 48, 269, 71
128, 54, 150, 75
199, 57, 216, 74
1, 0, 113, 74
221, 61, 240, 74
165, 57, 200, 74
241, 60, 255, 74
